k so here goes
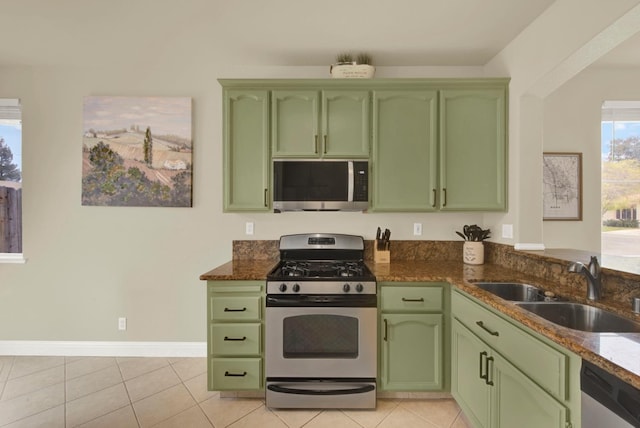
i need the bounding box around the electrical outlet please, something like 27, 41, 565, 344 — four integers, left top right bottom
413, 223, 422, 236
245, 222, 254, 235
502, 224, 513, 239
118, 317, 127, 331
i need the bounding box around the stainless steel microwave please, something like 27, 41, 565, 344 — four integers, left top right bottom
273, 160, 369, 212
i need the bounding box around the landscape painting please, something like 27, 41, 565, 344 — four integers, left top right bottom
82, 96, 192, 207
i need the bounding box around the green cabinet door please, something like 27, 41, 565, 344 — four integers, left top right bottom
380, 313, 443, 391
371, 90, 438, 211
451, 319, 491, 428
491, 352, 568, 428
271, 90, 320, 157
452, 319, 569, 428
223, 90, 270, 212
322, 90, 370, 158
439, 88, 506, 211
271, 90, 370, 158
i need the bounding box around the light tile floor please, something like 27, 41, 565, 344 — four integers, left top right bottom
0, 356, 471, 428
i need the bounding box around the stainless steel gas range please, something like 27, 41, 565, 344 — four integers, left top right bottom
265, 233, 377, 409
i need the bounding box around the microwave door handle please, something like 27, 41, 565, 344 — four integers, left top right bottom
347, 161, 354, 202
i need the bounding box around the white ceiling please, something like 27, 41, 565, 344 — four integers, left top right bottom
0, 0, 636, 69
0, 0, 557, 67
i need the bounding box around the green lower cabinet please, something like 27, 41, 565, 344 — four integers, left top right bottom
209, 358, 261, 391
492, 351, 567, 428
380, 313, 443, 391
452, 319, 571, 428
451, 319, 491, 426
207, 281, 264, 392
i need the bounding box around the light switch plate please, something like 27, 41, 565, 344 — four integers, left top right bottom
502, 224, 513, 239
245, 222, 254, 235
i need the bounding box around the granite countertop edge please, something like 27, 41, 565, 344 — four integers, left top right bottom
200, 259, 640, 390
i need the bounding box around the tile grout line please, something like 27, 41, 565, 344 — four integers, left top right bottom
371, 400, 402, 428
115, 357, 142, 427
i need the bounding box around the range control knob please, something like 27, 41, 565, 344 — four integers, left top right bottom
279, 283, 287, 293
292, 284, 300, 293
355, 283, 364, 293
343, 283, 351, 292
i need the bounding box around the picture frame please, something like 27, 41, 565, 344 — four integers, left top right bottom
543, 152, 582, 221
82, 96, 193, 207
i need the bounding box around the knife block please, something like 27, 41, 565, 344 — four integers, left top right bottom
374, 246, 390, 264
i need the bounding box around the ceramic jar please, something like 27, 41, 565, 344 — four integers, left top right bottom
463, 241, 485, 265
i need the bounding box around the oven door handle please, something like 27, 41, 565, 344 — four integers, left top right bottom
267, 384, 375, 396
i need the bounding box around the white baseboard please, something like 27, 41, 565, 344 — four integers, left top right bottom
0, 341, 207, 357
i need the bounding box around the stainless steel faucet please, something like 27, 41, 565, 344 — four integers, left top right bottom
567, 256, 601, 300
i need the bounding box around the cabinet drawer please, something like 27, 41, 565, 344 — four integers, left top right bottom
381, 286, 443, 312
452, 291, 568, 400
210, 358, 261, 390
211, 323, 261, 356
210, 296, 261, 321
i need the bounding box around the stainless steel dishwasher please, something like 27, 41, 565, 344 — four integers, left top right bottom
581, 360, 640, 427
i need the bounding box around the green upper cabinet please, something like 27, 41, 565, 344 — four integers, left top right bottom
219, 78, 508, 213
271, 90, 319, 157
439, 88, 507, 211
271, 89, 370, 158
371, 90, 438, 211
322, 90, 370, 158
223, 89, 270, 212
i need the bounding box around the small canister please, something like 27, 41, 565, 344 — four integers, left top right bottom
633, 297, 640, 314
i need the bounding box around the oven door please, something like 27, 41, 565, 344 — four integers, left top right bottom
265, 303, 377, 378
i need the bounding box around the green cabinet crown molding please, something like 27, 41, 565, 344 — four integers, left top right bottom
218, 78, 510, 89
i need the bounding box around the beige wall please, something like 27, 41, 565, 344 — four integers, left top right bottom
0, 62, 490, 342
543, 67, 640, 251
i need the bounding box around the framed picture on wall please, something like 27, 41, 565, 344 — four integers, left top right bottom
543, 152, 582, 221
82, 96, 193, 207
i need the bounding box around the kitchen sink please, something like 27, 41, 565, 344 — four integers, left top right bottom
515, 302, 640, 333
473, 282, 552, 302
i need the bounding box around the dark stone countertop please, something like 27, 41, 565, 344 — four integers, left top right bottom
200, 258, 640, 390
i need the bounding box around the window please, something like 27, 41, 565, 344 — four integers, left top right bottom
0, 98, 23, 262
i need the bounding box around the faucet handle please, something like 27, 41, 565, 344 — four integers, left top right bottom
588, 256, 600, 277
